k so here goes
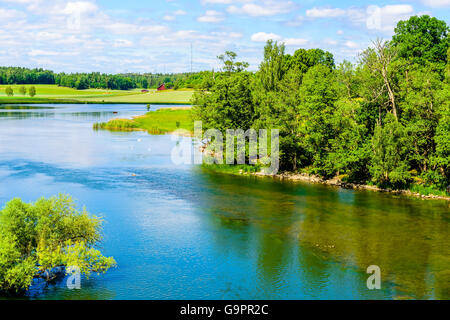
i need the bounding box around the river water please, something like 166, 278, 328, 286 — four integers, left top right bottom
0, 104, 448, 300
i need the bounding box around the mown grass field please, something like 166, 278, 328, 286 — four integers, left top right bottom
0, 85, 194, 104
94, 108, 194, 134
84, 89, 194, 104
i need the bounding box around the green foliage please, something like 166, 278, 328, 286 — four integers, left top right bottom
28, 86, 36, 97
217, 51, 249, 75
94, 108, 193, 134
191, 14, 450, 194
2, 15, 444, 193
432, 92, 450, 187
93, 119, 140, 131
19, 86, 26, 95
257, 40, 287, 91
0, 67, 54, 85
0, 195, 116, 293
397, 64, 442, 174
392, 15, 449, 77
193, 72, 255, 132
0, 66, 214, 91
337, 60, 358, 99
328, 100, 371, 181
5, 86, 13, 96
409, 184, 448, 197
297, 64, 341, 176
370, 114, 412, 188
202, 163, 262, 175
286, 48, 335, 74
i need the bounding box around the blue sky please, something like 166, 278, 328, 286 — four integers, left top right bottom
0, 0, 449, 73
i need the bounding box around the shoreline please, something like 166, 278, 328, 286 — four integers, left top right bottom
209, 168, 450, 201
256, 172, 450, 201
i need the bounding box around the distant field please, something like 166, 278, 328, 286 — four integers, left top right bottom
84, 89, 194, 104
0, 85, 194, 104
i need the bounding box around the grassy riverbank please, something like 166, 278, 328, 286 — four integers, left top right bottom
0, 85, 194, 104
94, 108, 194, 134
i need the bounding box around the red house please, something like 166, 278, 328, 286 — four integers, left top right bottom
157, 83, 166, 91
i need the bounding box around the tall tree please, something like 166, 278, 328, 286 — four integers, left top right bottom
370, 113, 412, 188
392, 15, 449, 76
217, 51, 249, 75
257, 40, 287, 91
360, 39, 399, 121
297, 64, 341, 176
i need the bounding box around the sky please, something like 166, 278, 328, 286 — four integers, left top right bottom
0, 0, 449, 74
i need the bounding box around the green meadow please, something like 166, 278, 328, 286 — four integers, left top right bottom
0, 85, 194, 104
84, 89, 194, 104
94, 108, 194, 134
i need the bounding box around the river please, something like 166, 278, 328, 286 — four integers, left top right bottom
0, 104, 448, 300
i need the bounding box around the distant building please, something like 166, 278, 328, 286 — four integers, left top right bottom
157, 83, 166, 91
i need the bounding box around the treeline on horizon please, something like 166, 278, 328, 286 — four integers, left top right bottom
0, 67, 212, 91
193, 15, 450, 193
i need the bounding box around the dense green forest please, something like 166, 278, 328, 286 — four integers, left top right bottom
0, 67, 212, 90
193, 15, 450, 193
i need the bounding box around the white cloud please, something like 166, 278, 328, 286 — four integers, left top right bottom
0, 0, 256, 73
344, 40, 359, 48
0, 8, 26, 19
211, 31, 243, 39
306, 7, 346, 18
36, 31, 63, 41
283, 38, 308, 46
202, 0, 233, 4
303, 5, 416, 34
228, 1, 294, 17
251, 32, 282, 42
324, 39, 338, 45
382, 4, 414, 15
28, 49, 77, 57
114, 39, 133, 48
163, 15, 175, 21
422, 0, 450, 8
197, 10, 224, 23
163, 9, 186, 21
28, 50, 57, 57
366, 5, 414, 33
105, 23, 168, 35
61, 1, 98, 15
286, 15, 304, 26
0, 0, 437, 74
251, 32, 307, 46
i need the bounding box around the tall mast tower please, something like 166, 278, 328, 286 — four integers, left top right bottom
190, 43, 193, 74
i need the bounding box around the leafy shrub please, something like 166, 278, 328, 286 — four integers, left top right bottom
0, 194, 116, 294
